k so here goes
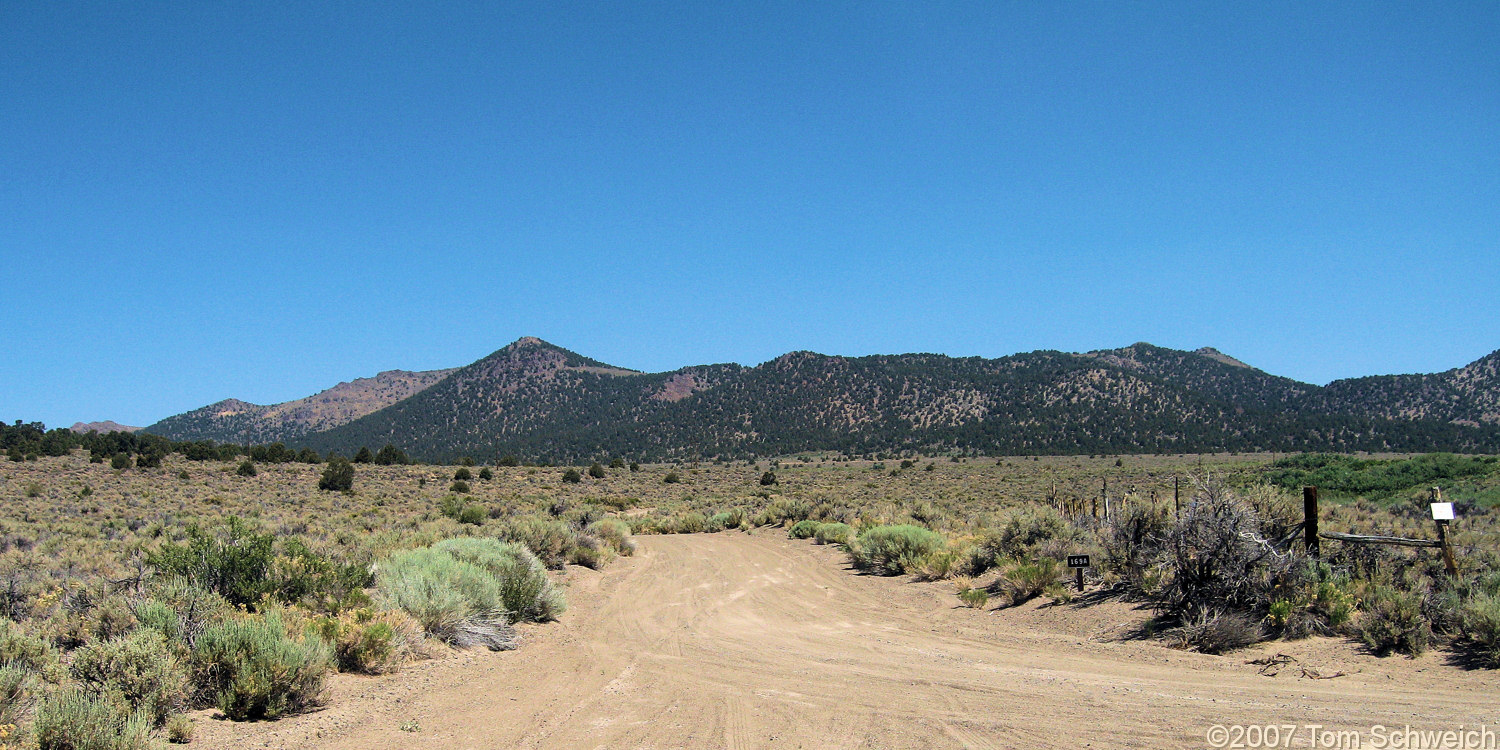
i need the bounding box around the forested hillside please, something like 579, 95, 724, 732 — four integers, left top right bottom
287, 338, 1500, 463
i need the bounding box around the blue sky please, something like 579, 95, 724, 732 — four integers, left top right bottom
3, 2, 1497, 428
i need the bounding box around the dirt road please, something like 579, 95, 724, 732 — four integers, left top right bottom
204, 532, 1498, 749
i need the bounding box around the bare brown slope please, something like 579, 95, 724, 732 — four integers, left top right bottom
68, 421, 140, 433
259, 368, 459, 433
200, 533, 1494, 750
142, 368, 456, 444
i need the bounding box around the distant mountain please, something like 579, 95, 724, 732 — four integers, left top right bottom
1313, 350, 1500, 427
300, 337, 744, 460
141, 368, 456, 444
285, 337, 1500, 463
69, 421, 140, 434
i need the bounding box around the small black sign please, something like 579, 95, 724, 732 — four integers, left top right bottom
1066, 555, 1091, 568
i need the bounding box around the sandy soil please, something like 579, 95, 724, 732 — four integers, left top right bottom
199, 532, 1499, 749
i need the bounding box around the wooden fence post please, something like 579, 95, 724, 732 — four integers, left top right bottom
1303, 486, 1319, 558
1432, 487, 1458, 577
1173, 476, 1181, 517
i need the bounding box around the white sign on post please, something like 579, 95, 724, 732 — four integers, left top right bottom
1431, 502, 1455, 521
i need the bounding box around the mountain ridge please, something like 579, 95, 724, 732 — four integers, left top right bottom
147, 337, 1500, 461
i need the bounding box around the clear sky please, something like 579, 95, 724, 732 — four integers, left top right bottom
3, 2, 1497, 429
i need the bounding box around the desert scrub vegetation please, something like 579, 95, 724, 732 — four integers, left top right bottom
0, 448, 1494, 743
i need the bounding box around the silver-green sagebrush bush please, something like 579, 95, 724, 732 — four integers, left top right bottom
1462, 592, 1500, 667
69, 629, 188, 727
1359, 585, 1430, 657
375, 537, 564, 651
850, 525, 946, 576
376, 547, 512, 649
430, 538, 565, 623
190, 612, 333, 721
812, 522, 853, 546
0, 662, 37, 726
32, 687, 156, 750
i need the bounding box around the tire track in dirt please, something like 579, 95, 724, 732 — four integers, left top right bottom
200, 532, 1500, 749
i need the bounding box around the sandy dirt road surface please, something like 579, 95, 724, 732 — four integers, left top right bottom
204, 532, 1498, 749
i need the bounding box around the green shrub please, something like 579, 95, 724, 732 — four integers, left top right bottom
670, 512, 706, 534
992, 558, 1060, 606
561, 469, 582, 484
32, 688, 155, 750
309, 608, 422, 675
378, 548, 503, 642
703, 511, 732, 532
1461, 592, 1500, 667
0, 617, 55, 671
588, 519, 635, 557
457, 504, 485, 525
235, 460, 256, 477
165, 714, 194, 744
967, 507, 1080, 576
450, 480, 471, 494
1309, 575, 1356, 631
957, 587, 989, 609
851, 525, 946, 576
787, 520, 820, 539
134, 578, 233, 646
478, 467, 493, 480
759, 471, 777, 486
497, 516, 576, 569
70, 629, 188, 726
191, 612, 332, 721
813, 523, 853, 546
110, 454, 132, 470
376, 541, 548, 649
567, 535, 614, 570
147, 518, 274, 607
431, 538, 565, 623
149, 521, 368, 611
132, 600, 181, 642
318, 456, 354, 491
588, 463, 606, 479
1359, 586, 1431, 657
453, 467, 472, 481
0, 663, 37, 726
